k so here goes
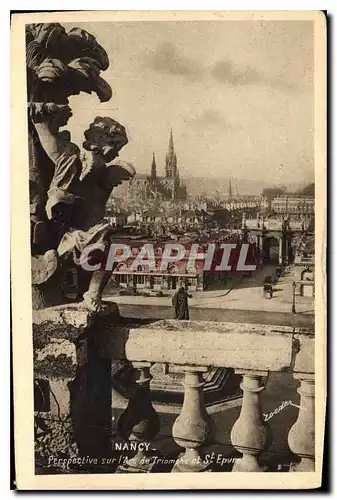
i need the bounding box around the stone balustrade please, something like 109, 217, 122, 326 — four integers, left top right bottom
33, 307, 315, 474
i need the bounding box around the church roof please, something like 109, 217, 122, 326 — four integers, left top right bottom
133, 173, 149, 180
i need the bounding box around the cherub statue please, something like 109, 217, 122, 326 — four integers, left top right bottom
30, 103, 135, 311
26, 23, 113, 246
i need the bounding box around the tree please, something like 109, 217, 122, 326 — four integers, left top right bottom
262, 186, 287, 201
212, 208, 230, 228
297, 183, 314, 197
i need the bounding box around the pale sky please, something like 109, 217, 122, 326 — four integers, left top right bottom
64, 20, 314, 185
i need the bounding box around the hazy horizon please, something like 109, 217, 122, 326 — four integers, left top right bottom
63, 20, 314, 186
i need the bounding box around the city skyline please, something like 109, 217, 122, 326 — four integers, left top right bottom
112, 126, 312, 199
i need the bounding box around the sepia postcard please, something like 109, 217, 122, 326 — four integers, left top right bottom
11, 10, 326, 490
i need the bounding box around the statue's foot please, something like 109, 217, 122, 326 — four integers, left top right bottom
31, 250, 58, 285
82, 291, 102, 313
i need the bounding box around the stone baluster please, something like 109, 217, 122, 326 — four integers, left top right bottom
230, 370, 270, 472
172, 366, 214, 472
288, 375, 315, 471
118, 363, 160, 472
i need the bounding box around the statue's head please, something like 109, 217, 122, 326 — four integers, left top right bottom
83, 117, 128, 164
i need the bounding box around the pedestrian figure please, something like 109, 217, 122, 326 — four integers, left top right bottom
263, 276, 273, 299
172, 286, 192, 320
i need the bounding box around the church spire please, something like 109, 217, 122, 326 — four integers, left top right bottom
169, 128, 174, 155
151, 152, 157, 180
166, 128, 177, 179
228, 177, 233, 200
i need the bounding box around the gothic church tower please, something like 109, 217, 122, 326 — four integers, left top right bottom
150, 152, 157, 183
165, 129, 178, 179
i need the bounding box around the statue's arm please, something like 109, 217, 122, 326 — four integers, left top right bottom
30, 103, 73, 164
33, 122, 67, 164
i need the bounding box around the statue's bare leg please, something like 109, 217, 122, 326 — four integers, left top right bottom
31, 249, 58, 285
82, 269, 113, 312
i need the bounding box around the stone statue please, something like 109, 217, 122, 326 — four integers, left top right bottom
26, 24, 112, 236
26, 23, 135, 310
30, 104, 135, 311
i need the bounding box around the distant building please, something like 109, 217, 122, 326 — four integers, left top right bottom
142, 210, 166, 224
180, 208, 209, 226
104, 210, 128, 228
127, 212, 142, 224
166, 208, 180, 224
125, 129, 187, 203
271, 195, 314, 216
105, 234, 257, 294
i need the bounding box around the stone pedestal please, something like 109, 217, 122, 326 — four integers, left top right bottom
34, 340, 79, 464
33, 303, 120, 471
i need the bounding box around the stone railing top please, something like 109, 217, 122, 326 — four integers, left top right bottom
143, 319, 292, 334
97, 319, 314, 375
33, 308, 315, 376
